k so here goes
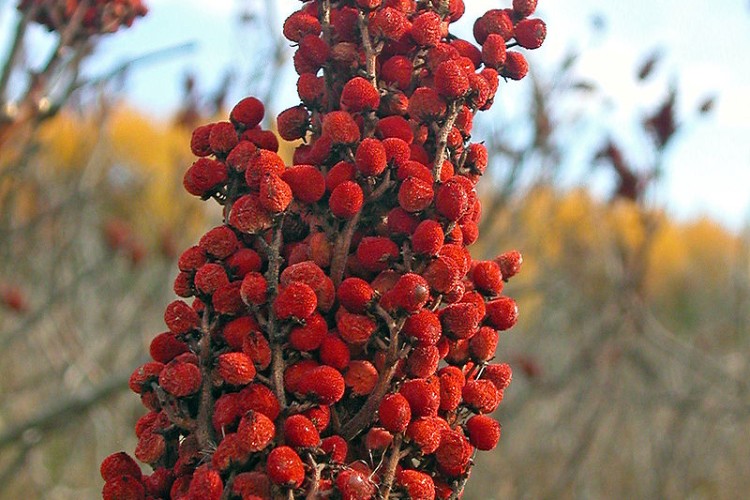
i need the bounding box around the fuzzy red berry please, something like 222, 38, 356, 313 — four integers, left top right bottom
299, 365, 346, 404
190, 124, 213, 157
513, 0, 538, 17
231, 97, 265, 129
281, 165, 326, 203
341, 77, 380, 112
466, 414, 501, 450
496, 249, 523, 280
159, 360, 201, 397
267, 446, 305, 488
462, 379, 501, 413
320, 333, 351, 370
283, 11, 321, 42
149, 332, 188, 364
398, 176, 434, 213
382, 273, 430, 312
370, 7, 409, 41
403, 309, 442, 346
277, 105, 309, 141
229, 194, 273, 234
435, 59, 470, 99
356, 236, 400, 272
435, 179, 469, 221
336, 308, 378, 344
400, 378, 440, 417
355, 138, 388, 176
406, 417, 444, 455
100, 452, 142, 482
289, 312, 328, 351
330, 181, 364, 219
183, 158, 228, 197
102, 475, 146, 500
482, 33, 507, 70
410, 11, 443, 47
284, 414, 321, 448
321, 435, 348, 463
396, 469, 436, 500
515, 18, 546, 49
209, 121, 238, 155
218, 352, 256, 385
273, 282, 318, 319
408, 87, 447, 122
336, 469, 377, 500
345, 360, 379, 396
480, 362, 513, 391
378, 393, 412, 433
485, 296, 519, 330
474, 9, 513, 45
322, 111, 360, 144
501, 51, 529, 80
412, 220, 444, 256
435, 429, 472, 477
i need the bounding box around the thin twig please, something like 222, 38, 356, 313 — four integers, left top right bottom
432, 101, 460, 183
378, 434, 403, 499
195, 307, 216, 450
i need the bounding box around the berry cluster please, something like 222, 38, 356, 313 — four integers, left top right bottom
17, 0, 147, 38
101, 0, 544, 498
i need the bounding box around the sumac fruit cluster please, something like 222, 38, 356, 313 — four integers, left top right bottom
101, 0, 544, 498
18, 0, 147, 38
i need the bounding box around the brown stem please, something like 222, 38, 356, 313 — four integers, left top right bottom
330, 211, 361, 288
356, 11, 378, 88
195, 307, 216, 450
379, 434, 403, 499
340, 306, 407, 440
263, 224, 288, 409
305, 454, 325, 500
432, 101, 461, 184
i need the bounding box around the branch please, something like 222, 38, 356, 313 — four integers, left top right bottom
263, 225, 288, 409
330, 211, 361, 288
378, 434, 403, 499
194, 307, 216, 450
340, 306, 407, 440
432, 101, 460, 183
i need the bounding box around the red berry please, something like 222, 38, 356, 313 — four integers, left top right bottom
100, 452, 142, 482
466, 414, 501, 450
218, 352, 256, 385
330, 181, 364, 219
378, 393, 412, 433
266, 446, 305, 488
485, 296, 519, 330
281, 165, 326, 203
355, 138, 388, 177
515, 18, 546, 49
501, 51, 529, 80
159, 360, 202, 397
273, 282, 318, 320
341, 76, 380, 111
284, 414, 321, 448
231, 97, 265, 129
396, 469, 436, 500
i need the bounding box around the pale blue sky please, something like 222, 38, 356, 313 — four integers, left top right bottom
3, 0, 749, 230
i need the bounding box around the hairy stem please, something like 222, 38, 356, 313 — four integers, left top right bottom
432, 101, 461, 183
195, 307, 216, 450
379, 434, 403, 499
341, 306, 407, 440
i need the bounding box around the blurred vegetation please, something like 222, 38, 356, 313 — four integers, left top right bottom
1, 2, 748, 499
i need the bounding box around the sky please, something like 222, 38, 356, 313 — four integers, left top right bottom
2, 0, 749, 231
